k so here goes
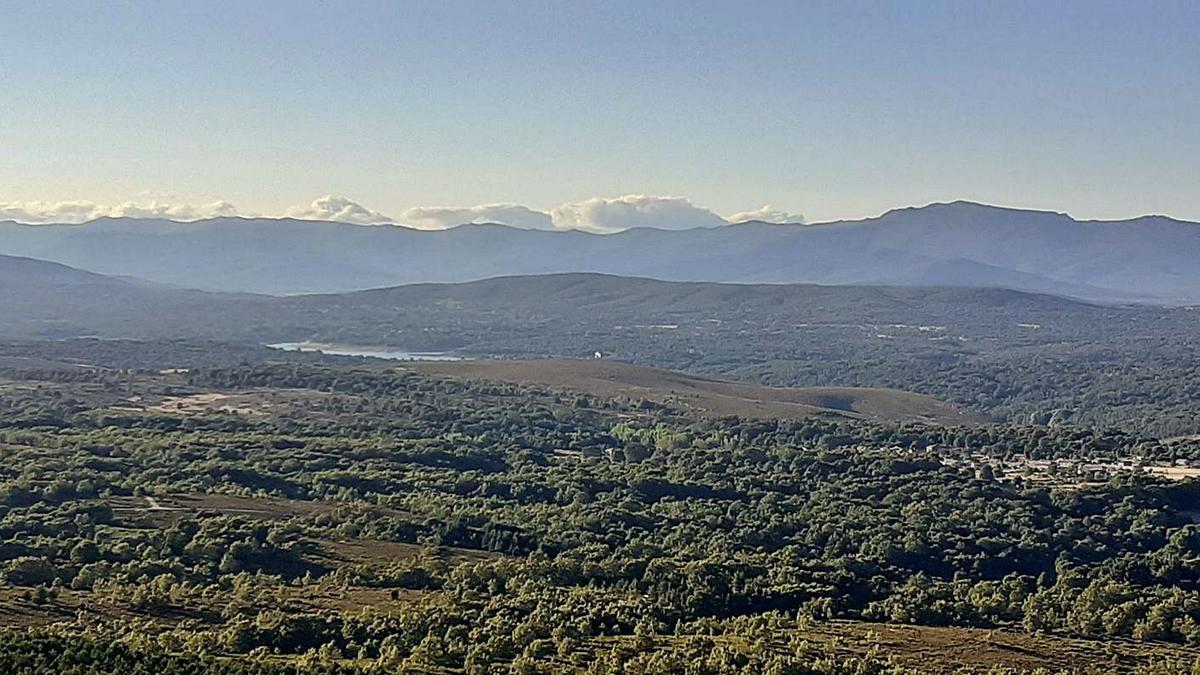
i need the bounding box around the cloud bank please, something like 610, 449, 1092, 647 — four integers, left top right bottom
402, 203, 555, 230
551, 195, 728, 233
285, 195, 393, 225
725, 205, 804, 224
402, 195, 735, 232
1, 194, 804, 232
0, 199, 240, 224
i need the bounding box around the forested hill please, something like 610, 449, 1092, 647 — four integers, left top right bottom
315, 272, 1100, 327
5, 257, 1200, 435
0, 254, 269, 340
3, 201, 1199, 301
0, 253, 127, 288
0, 257, 1163, 344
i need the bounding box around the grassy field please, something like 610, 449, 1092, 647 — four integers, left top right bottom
408, 358, 983, 425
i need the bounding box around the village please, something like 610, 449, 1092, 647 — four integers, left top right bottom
942, 452, 1200, 487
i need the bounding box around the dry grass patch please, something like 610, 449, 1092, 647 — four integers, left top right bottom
409, 359, 982, 425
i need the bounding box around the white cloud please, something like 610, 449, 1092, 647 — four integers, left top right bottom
400, 195, 734, 233
550, 194, 728, 233
725, 205, 804, 224
109, 200, 241, 220
0, 193, 806, 232
401, 203, 555, 230
0, 201, 101, 224
0, 199, 243, 224
1, 195, 395, 226
285, 195, 394, 225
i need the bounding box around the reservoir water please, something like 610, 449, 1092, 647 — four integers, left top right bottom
267, 342, 462, 361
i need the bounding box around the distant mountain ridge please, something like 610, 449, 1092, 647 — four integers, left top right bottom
2, 201, 1197, 302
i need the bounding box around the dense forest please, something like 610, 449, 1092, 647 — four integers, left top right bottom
4, 361, 1200, 672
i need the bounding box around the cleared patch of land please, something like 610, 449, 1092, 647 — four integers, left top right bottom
108, 493, 335, 524
408, 359, 982, 425
103, 386, 343, 420
145, 391, 267, 416
1146, 466, 1200, 480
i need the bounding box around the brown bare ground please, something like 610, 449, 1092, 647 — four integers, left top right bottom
1146, 466, 1200, 480
316, 538, 498, 567
145, 392, 265, 416
108, 493, 336, 525
408, 359, 982, 425
0, 588, 87, 628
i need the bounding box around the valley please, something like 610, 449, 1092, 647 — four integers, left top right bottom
5, 5, 1196, 672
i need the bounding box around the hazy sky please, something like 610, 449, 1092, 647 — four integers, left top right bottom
2, 0, 1199, 226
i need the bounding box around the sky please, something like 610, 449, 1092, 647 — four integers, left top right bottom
1, 0, 1198, 229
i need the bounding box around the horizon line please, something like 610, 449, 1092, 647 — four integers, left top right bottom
1, 198, 1194, 231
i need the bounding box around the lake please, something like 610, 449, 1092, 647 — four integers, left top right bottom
267, 342, 463, 361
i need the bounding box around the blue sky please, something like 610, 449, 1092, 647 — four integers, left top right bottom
1, 0, 1198, 226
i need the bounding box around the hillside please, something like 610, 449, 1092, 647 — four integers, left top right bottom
0, 257, 1125, 344
0, 254, 270, 339
312, 271, 1099, 324
4, 258, 1200, 434
407, 359, 982, 425
2, 201, 1199, 301
0, 252, 127, 289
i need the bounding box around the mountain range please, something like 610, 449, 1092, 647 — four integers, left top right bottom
2, 201, 1198, 303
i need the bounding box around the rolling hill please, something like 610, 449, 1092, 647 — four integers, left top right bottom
2, 201, 1199, 301
0, 255, 1187, 349
5, 255, 1200, 433
0, 253, 271, 339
